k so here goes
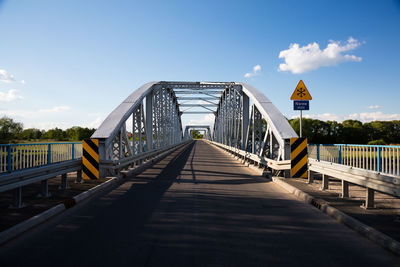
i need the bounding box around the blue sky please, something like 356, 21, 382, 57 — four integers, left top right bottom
0, 0, 400, 129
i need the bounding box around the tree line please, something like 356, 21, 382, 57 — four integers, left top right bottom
288, 118, 400, 145
2, 116, 400, 145
0, 116, 96, 143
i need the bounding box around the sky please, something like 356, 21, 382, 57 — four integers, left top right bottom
0, 0, 400, 130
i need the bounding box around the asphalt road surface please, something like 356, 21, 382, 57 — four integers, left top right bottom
1, 140, 399, 266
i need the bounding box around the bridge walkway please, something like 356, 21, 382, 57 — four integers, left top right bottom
0, 141, 398, 266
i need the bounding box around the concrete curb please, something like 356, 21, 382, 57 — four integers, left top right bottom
272, 177, 400, 256
0, 141, 192, 246
0, 203, 65, 245
73, 177, 118, 204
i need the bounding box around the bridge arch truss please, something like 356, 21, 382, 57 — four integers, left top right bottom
91, 81, 297, 177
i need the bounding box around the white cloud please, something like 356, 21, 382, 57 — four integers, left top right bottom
0, 69, 16, 83
0, 105, 71, 119
39, 106, 71, 113
293, 111, 400, 122
368, 105, 382, 109
244, 64, 261, 78
279, 37, 362, 74
87, 116, 103, 128
347, 112, 400, 122
0, 89, 23, 102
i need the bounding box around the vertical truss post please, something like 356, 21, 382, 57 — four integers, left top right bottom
251, 105, 255, 154
242, 94, 249, 150
138, 104, 143, 153
146, 91, 153, 151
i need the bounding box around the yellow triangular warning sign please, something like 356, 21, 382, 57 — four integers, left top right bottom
290, 80, 312, 100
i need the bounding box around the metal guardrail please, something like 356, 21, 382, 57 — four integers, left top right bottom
208, 140, 291, 172
308, 144, 400, 209
0, 159, 82, 208
0, 159, 82, 193
0, 142, 82, 174
308, 144, 400, 176
0, 140, 191, 208
308, 158, 400, 208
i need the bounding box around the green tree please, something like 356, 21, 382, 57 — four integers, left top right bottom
20, 128, 43, 140
0, 116, 23, 143
42, 128, 66, 141
341, 120, 366, 144
191, 130, 203, 139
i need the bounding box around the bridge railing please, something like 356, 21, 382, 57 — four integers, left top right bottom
308, 144, 400, 177
0, 142, 82, 174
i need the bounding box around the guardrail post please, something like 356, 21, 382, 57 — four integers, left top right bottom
341, 180, 349, 198
13, 187, 23, 208
47, 144, 52, 164
72, 143, 75, 160
76, 169, 83, 183
377, 147, 381, 172
317, 144, 320, 161
40, 180, 50, 198
59, 173, 70, 190
7, 145, 11, 172
363, 188, 375, 209
338, 145, 342, 164
307, 170, 314, 184
321, 174, 329, 190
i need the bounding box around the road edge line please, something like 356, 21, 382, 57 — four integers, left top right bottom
272, 177, 400, 256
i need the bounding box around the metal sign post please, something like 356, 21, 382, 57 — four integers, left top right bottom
291, 81, 312, 138
300, 110, 302, 137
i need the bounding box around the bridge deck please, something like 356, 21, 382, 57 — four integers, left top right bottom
1, 141, 398, 266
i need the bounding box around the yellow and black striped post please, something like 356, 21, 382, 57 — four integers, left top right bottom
290, 137, 308, 178
82, 139, 99, 180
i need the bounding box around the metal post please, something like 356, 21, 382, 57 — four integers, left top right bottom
146, 93, 153, 151
341, 180, 349, 198
47, 144, 52, 164
338, 145, 342, 164
60, 173, 70, 189
13, 187, 23, 208
251, 106, 255, 154
377, 147, 381, 172
76, 169, 83, 183
364, 188, 374, 209
98, 139, 106, 178
299, 110, 302, 138
40, 179, 50, 198
72, 143, 75, 160
7, 145, 11, 172
307, 170, 314, 184
317, 144, 320, 161
321, 174, 329, 190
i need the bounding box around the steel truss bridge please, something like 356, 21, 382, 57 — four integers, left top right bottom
92, 81, 298, 177
2, 81, 400, 265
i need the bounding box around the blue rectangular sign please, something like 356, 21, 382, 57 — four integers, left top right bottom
294, 100, 309, 110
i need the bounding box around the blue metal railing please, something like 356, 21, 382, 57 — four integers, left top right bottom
308, 144, 400, 176
0, 142, 82, 174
